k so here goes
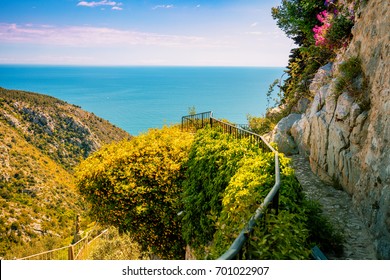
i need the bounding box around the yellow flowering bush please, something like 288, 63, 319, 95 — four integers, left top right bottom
76, 126, 193, 259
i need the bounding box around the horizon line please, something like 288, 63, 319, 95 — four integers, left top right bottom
0, 63, 287, 68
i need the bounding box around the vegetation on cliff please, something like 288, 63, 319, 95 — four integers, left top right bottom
249, 0, 363, 132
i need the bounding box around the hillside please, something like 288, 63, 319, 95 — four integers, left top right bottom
0, 87, 131, 170
0, 87, 131, 259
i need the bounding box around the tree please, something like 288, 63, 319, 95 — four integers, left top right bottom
272, 0, 325, 46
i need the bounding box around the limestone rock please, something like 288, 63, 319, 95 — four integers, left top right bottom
290, 0, 390, 259
268, 113, 301, 155
309, 63, 333, 95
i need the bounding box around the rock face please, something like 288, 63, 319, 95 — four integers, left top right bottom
265, 113, 302, 155
286, 0, 390, 259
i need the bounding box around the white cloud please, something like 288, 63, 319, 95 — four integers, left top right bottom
152, 5, 174, 10
77, 1, 123, 10
77, 1, 116, 7
251, 22, 258, 27
0, 23, 216, 48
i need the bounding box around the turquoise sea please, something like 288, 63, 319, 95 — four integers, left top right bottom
0, 66, 284, 135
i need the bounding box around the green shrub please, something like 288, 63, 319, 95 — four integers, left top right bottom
76, 126, 194, 259
272, 0, 325, 46
89, 227, 145, 260
182, 128, 341, 259
325, 14, 354, 49
181, 128, 253, 258
250, 211, 310, 260
247, 115, 275, 135
209, 153, 276, 258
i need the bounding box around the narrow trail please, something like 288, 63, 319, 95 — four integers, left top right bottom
290, 154, 377, 260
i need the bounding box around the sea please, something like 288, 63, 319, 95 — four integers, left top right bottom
0, 65, 284, 136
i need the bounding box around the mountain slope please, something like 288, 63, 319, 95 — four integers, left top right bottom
0, 87, 131, 170
0, 87, 131, 259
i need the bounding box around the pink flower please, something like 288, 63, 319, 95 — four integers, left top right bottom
313, 10, 334, 47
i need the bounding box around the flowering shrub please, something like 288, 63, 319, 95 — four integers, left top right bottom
313, 2, 355, 50
313, 10, 333, 47
76, 126, 194, 259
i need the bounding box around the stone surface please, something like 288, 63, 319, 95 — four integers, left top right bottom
279, 0, 389, 258
291, 154, 377, 260
267, 113, 301, 155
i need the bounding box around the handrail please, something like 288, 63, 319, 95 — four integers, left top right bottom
181, 112, 281, 260
18, 244, 70, 260
218, 151, 280, 260
17, 229, 108, 260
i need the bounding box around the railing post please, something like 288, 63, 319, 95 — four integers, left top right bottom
68, 245, 74, 260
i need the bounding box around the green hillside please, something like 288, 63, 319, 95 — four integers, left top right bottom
0, 87, 131, 259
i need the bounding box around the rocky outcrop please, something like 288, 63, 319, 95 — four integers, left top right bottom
265, 113, 302, 155
272, 0, 389, 258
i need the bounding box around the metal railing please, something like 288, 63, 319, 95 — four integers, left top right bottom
18, 229, 108, 260
182, 111, 213, 132
181, 112, 281, 260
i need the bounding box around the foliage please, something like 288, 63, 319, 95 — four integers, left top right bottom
270, 0, 357, 117
209, 153, 275, 258
88, 227, 146, 260
0, 121, 85, 259
250, 211, 310, 259
313, 9, 354, 50
266, 79, 281, 110
272, 0, 325, 46
247, 115, 275, 135
76, 126, 194, 259
210, 152, 310, 259
334, 56, 369, 109
188, 106, 196, 115
181, 128, 342, 259
181, 128, 253, 258
279, 46, 332, 113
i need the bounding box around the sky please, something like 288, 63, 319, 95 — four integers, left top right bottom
0, 0, 295, 66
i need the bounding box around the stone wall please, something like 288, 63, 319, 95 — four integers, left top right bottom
273, 0, 389, 258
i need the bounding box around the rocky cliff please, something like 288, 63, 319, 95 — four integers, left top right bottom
270, 0, 389, 258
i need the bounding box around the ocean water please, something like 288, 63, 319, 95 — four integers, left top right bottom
0, 65, 284, 135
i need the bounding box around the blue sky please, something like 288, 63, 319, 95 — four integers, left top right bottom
0, 0, 295, 66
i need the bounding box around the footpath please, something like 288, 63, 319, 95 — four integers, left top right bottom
291, 154, 377, 260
